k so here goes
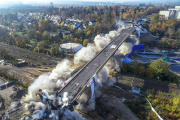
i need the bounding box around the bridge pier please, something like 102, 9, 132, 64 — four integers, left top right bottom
87, 74, 97, 101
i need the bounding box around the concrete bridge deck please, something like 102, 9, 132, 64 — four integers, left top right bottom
59, 27, 136, 102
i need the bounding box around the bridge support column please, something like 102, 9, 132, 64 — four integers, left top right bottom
87, 74, 97, 100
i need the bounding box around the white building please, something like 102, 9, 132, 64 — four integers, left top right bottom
159, 6, 180, 20
159, 11, 170, 20
59, 43, 83, 53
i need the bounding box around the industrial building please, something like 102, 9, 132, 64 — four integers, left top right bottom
159, 6, 180, 20
59, 43, 83, 53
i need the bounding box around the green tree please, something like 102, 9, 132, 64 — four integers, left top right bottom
149, 58, 169, 77
0, 27, 9, 42
37, 41, 48, 53
0, 48, 8, 59
50, 44, 59, 56
42, 31, 49, 40
160, 37, 180, 49
175, 29, 180, 39
167, 27, 175, 38
38, 19, 49, 32
27, 30, 35, 39
58, 32, 63, 39
151, 14, 159, 23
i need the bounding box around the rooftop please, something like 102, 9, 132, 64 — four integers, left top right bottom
60, 43, 82, 49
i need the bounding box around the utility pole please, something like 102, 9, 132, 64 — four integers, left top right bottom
131, 74, 135, 87
157, 77, 159, 84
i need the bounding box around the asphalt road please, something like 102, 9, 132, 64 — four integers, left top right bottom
60, 27, 136, 102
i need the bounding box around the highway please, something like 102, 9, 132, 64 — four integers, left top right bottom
59, 27, 136, 102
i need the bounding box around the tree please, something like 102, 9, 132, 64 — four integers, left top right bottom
140, 66, 146, 76
68, 24, 71, 29
151, 14, 159, 23
171, 96, 180, 114
160, 37, 180, 49
149, 59, 169, 77
56, 33, 62, 40
50, 44, 59, 56
0, 48, 8, 59
27, 30, 35, 39
37, 41, 48, 53
71, 24, 73, 30
35, 31, 42, 40
42, 31, 50, 40
0, 27, 9, 42
38, 19, 49, 32
167, 27, 175, 38
61, 21, 64, 27
175, 29, 180, 39
74, 38, 79, 43
83, 39, 89, 46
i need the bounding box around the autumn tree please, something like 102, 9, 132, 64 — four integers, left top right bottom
61, 21, 64, 27
74, 38, 79, 43
83, 39, 89, 46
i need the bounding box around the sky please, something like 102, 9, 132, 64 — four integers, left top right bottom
0, 0, 145, 4
0, 0, 178, 4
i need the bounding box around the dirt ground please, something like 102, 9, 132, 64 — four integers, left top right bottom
0, 64, 54, 84
0, 78, 26, 114
0, 42, 59, 66
116, 74, 179, 93
84, 86, 140, 120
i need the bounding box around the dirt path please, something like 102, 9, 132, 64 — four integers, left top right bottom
117, 74, 179, 92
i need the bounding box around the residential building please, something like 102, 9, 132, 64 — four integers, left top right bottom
159, 6, 180, 20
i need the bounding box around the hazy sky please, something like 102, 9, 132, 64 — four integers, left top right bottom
0, 0, 146, 4
0, 0, 178, 4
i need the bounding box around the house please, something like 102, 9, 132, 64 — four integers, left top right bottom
89, 21, 96, 26
132, 87, 140, 94
78, 26, 85, 31
62, 31, 71, 38
12, 21, 18, 25
50, 32, 58, 37
73, 22, 81, 29
59, 43, 83, 53
0, 60, 6, 65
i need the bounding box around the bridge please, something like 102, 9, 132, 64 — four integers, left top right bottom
6, 27, 137, 120
59, 27, 136, 103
